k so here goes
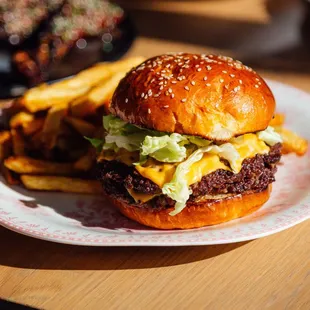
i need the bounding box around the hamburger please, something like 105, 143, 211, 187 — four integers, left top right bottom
88, 53, 283, 229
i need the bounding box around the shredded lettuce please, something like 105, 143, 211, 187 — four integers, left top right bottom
98, 115, 215, 162
141, 133, 189, 163
163, 148, 204, 215
163, 143, 240, 215
84, 137, 104, 151
257, 126, 283, 146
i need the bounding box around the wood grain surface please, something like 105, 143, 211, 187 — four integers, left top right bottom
1, 1, 310, 309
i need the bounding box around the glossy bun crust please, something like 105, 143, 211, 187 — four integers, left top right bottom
110, 53, 275, 140
108, 185, 271, 229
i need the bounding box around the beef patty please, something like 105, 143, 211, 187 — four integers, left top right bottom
98, 143, 282, 210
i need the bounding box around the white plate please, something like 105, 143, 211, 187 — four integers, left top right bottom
0, 80, 309, 246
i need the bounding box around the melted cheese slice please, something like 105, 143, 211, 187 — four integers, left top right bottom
98, 149, 138, 165
127, 188, 156, 203
185, 153, 229, 185
135, 154, 228, 188
230, 134, 270, 172
135, 159, 176, 188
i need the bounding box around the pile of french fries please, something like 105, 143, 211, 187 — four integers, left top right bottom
269, 114, 308, 156
0, 56, 144, 194
0, 55, 308, 196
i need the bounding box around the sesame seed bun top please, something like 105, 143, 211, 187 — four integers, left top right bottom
110, 53, 275, 141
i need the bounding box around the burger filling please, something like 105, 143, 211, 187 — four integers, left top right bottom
88, 115, 282, 215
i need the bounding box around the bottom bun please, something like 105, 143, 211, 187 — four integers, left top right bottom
109, 185, 272, 229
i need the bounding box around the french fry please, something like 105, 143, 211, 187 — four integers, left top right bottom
0, 164, 20, 185
69, 94, 92, 118
270, 113, 285, 127
70, 57, 144, 117
64, 116, 96, 137
9, 112, 34, 128
41, 102, 68, 149
22, 118, 45, 136
276, 127, 308, 156
11, 129, 26, 156
74, 148, 96, 171
21, 175, 102, 195
22, 83, 91, 113
0, 131, 12, 161
106, 56, 144, 73
88, 71, 127, 111
4, 156, 76, 175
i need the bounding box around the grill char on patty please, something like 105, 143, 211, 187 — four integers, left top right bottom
98, 143, 282, 209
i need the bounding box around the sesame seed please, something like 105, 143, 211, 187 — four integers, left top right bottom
148, 108, 151, 114
222, 70, 227, 74
230, 74, 235, 78
184, 86, 190, 91
203, 76, 208, 81
255, 78, 260, 81
154, 94, 160, 97
171, 81, 177, 84
195, 64, 200, 68
255, 84, 259, 88
224, 85, 229, 89
163, 105, 169, 108
125, 98, 128, 103
144, 94, 148, 99
159, 86, 164, 90
148, 89, 152, 96
193, 55, 198, 59
239, 80, 243, 84
207, 65, 212, 70
197, 68, 202, 72
206, 83, 211, 87
191, 81, 196, 86
234, 86, 240, 92
165, 91, 169, 96
220, 78, 224, 83
181, 98, 187, 102
171, 94, 175, 99
141, 93, 145, 98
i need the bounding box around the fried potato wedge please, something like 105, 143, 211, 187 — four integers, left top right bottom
0, 131, 12, 161
87, 71, 127, 112
70, 72, 126, 117
21, 175, 102, 195
1, 164, 20, 185
64, 116, 96, 137
22, 83, 90, 113
276, 127, 308, 156
70, 57, 144, 117
9, 112, 35, 128
103, 56, 145, 74
11, 129, 26, 156
41, 102, 68, 149
270, 113, 285, 127
74, 148, 96, 171
4, 156, 76, 175
22, 118, 45, 136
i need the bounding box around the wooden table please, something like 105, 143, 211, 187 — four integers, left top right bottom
1, 1, 310, 309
